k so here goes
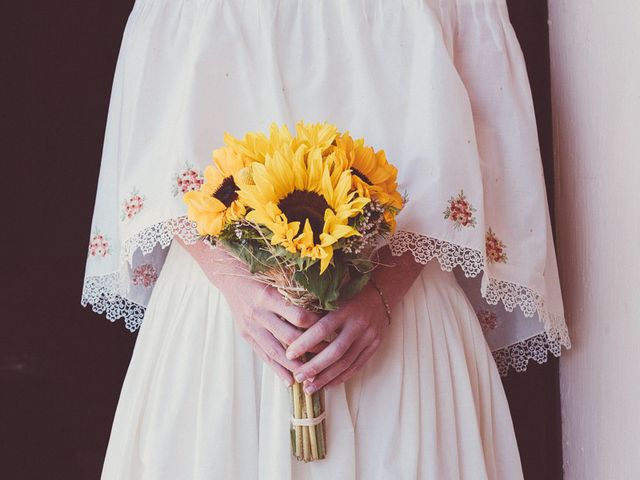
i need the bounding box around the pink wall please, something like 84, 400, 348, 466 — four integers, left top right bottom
549, 2, 640, 478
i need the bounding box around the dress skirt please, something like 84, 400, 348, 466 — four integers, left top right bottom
101, 241, 524, 479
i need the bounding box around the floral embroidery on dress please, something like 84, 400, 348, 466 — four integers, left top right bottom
88, 230, 110, 257
485, 227, 508, 264
476, 309, 499, 332
121, 188, 145, 221
443, 189, 477, 228
172, 165, 204, 196
131, 264, 158, 288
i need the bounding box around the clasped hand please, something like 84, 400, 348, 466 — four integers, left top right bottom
224, 277, 389, 394
181, 239, 419, 393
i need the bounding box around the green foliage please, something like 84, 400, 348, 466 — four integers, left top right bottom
293, 262, 344, 311
216, 220, 377, 311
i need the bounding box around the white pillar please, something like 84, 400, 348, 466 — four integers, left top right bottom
548, 2, 640, 478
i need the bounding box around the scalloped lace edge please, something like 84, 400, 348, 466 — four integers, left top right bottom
388, 230, 571, 374
81, 272, 146, 332
82, 221, 571, 374
122, 215, 200, 263
492, 331, 563, 376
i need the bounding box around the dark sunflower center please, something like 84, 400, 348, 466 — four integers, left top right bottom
351, 167, 372, 185
278, 190, 330, 244
212, 176, 239, 207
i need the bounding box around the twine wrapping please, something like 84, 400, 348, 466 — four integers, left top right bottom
290, 411, 327, 427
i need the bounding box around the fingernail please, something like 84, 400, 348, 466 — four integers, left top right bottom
283, 379, 292, 388
294, 372, 306, 382
286, 349, 296, 360
304, 384, 317, 394
307, 376, 316, 383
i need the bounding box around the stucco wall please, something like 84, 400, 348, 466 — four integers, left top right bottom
548, 2, 640, 479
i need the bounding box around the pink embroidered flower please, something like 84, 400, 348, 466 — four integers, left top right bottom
88, 231, 110, 257
131, 264, 158, 288
443, 190, 477, 228
173, 166, 204, 196
485, 228, 508, 264
476, 309, 499, 332
121, 189, 145, 221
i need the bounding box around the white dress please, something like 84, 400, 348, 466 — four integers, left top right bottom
101, 240, 523, 479
82, 0, 572, 478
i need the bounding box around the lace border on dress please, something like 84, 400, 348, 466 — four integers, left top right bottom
81, 272, 146, 332
491, 330, 562, 376
82, 221, 571, 374
82, 217, 200, 332
122, 216, 200, 262
388, 230, 571, 375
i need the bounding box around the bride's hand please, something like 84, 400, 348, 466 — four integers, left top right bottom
177, 238, 323, 386
285, 248, 424, 393
285, 283, 388, 393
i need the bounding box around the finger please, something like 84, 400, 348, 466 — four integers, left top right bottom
262, 316, 330, 354
251, 327, 304, 372
244, 334, 294, 386
285, 312, 345, 360
271, 300, 322, 328
325, 339, 380, 388
307, 340, 331, 355
260, 313, 304, 347
266, 289, 323, 328
302, 335, 370, 393
291, 322, 360, 382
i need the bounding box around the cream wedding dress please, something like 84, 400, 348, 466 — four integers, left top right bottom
101, 240, 523, 479
82, 0, 573, 478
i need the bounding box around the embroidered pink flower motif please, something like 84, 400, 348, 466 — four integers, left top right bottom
173, 166, 204, 196
121, 189, 145, 221
443, 189, 477, 228
476, 309, 499, 332
88, 231, 110, 257
131, 264, 158, 288
485, 228, 508, 264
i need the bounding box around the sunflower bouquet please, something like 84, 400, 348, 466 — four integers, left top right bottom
183, 121, 404, 462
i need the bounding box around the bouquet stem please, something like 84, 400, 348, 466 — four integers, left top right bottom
289, 355, 327, 462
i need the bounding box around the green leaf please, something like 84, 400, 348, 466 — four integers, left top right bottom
340, 268, 371, 302
293, 262, 345, 311
218, 238, 273, 274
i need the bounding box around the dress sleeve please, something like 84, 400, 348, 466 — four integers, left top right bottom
424, 0, 571, 374
81, 1, 202, 331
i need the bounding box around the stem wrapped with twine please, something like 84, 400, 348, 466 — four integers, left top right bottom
213, 220, 389, 462
289, 353, 327, 462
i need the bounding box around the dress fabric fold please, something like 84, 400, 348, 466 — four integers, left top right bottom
101, 241, 524, 479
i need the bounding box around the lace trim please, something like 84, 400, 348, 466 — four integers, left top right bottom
122, 216, 199, 263
82, 224, 571, 374
81, 272, 146, 332
492, 331, 562, 376
389, 230, 484, 277
82, 217, 201, 331
389, 230, 571, 373
484, 278, 572, 349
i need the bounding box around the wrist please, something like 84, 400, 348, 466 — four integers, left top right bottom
369, 276, 392, 325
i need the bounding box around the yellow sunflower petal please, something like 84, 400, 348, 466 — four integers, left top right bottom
204, 164, 225, 188
213, 146, 246, 177
319, 245, 333, 274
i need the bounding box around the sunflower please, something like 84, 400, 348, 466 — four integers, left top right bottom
183, 146, 247, 236
223, 123, 294, 164
332, 132, 403, 211
292, 121, 338, 154
238, 145, 369, 273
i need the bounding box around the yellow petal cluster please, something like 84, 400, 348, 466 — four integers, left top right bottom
332, 131, 404, 212
238, 143, 368, 273
182, 121, 404, 273
183, 147, 248, 236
